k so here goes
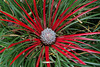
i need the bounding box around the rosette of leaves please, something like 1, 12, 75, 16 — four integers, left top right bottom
0, 0, 100, 67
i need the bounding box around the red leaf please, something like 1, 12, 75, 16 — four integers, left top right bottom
10, 42, 39, 65
57, 42, 100, 54
55, 44, 86, 65
33, 0, 41, 24
69, 45, 100, 54
49, 0, 54, 27
57, 37, 92, 47
36, 46, 44, 67
59, 0, 77, 17
53, 0, 97, 31
8, 39, 30, 49
67, 37, 96, 41
51, 45, 78, 64
0, 48, 6, 53
51, 0, 61, 27
43, 0, 47, 28
57, 39, 79, 47
25, 0, 43, 31
56, 6, 99, 32
0, 14, 39, 36
45, 46, 50, 67
58, 36, 96, 41
23, 15, 40, 33
14, 0, 41, 32
25, 47, 36, 57
60, 32, 100, 37
56, 42, 80, 55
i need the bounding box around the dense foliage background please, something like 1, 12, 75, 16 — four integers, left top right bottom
0, 0, 100, 67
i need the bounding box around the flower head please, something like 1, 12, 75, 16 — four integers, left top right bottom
40, 28, 56, 45
0, 0, 100, 67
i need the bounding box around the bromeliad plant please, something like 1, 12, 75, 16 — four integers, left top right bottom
0, 0, 100, 67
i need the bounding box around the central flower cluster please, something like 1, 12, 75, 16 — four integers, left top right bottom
40, 28, 56, 45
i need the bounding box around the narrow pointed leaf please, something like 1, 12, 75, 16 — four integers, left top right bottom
36, 46, 44, 67
10, 42, 39, 65
45, 46, 50, 67
56, 6, 100, 32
